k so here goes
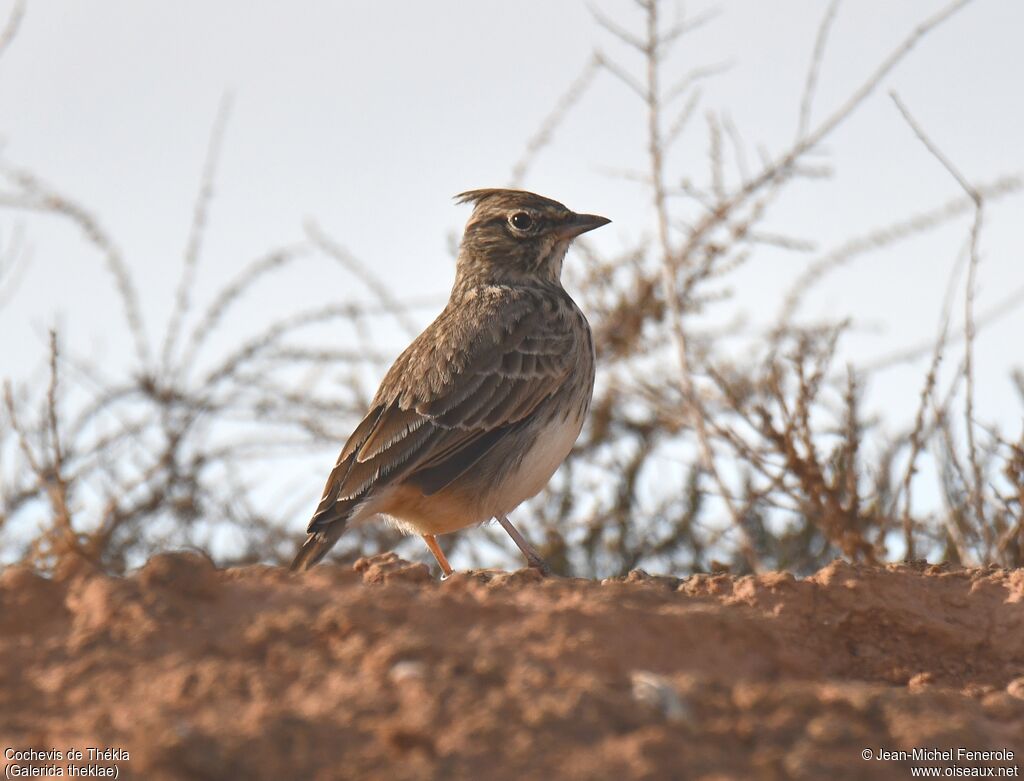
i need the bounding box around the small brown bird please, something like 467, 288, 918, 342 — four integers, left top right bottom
290, 189, 609, 575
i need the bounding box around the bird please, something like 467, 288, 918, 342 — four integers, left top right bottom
290, 188, 609, 576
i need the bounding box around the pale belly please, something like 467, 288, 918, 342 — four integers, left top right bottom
362, 410, 585, 536
492, 412, 584, 514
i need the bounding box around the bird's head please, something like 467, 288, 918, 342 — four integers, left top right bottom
454, 189, 610, 286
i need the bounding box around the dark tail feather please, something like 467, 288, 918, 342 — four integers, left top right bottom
292, 460, 360, 572
290, 524, 347, 572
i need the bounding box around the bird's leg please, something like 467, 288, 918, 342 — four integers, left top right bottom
421, 534, 453, 578
496, 515, 552, 575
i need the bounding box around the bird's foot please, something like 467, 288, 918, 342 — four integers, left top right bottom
524, 554, 553, 577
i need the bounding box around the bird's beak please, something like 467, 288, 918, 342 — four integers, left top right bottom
555, 212, 612, 240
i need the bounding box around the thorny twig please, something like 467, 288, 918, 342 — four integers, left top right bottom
891, 91, 990, 551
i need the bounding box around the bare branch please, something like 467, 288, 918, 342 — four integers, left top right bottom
862, 276, 1024, 374
589, 3, 646, 51
663, 88, 702, 147
657, 6, 721, 50
0, 0, 25, 65
510, 54, 602, 187
891, 92, 978, 201
304, 220, 420, 337
891, 91, 988, 541
161, 94, 233, 374
595, 50, 646, 99
797, 0, 841, 140
892, 242, 963, 559
181, 243, 313, 371
663, 60, 732, 103
721, 112, 750, 185
0, 221, 31, 308
642, 0, 760, 571
805, 0, 975, 155
777, 175, 1021, 326
0, 167, 153, 367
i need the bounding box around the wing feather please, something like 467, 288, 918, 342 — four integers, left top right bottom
357, 406, 426, 462
307, 288, 580, 533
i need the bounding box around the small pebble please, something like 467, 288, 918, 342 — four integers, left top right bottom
631, 670, 693, 725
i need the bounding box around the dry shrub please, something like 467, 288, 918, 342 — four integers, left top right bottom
2, 0, 1022, 577
506, 0, 1024, 576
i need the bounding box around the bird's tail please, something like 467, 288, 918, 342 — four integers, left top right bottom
289, 524, 347, 572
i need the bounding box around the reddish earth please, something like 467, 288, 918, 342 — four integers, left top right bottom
1, 553, 1023, 780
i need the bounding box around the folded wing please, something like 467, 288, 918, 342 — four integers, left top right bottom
306, 289, 577, 534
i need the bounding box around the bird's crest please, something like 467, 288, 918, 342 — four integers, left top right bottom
454, 188, 569, 213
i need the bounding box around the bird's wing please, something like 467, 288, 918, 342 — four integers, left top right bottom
306, 290, 579, 533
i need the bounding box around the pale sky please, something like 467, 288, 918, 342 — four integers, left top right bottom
1, 0, 1022, 559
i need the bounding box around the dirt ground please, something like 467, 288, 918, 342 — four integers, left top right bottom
1, 553, 1022, 780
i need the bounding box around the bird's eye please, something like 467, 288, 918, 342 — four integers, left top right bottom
509, 212, 534, 231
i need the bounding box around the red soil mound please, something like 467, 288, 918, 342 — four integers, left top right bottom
2, 554, 1022, 780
